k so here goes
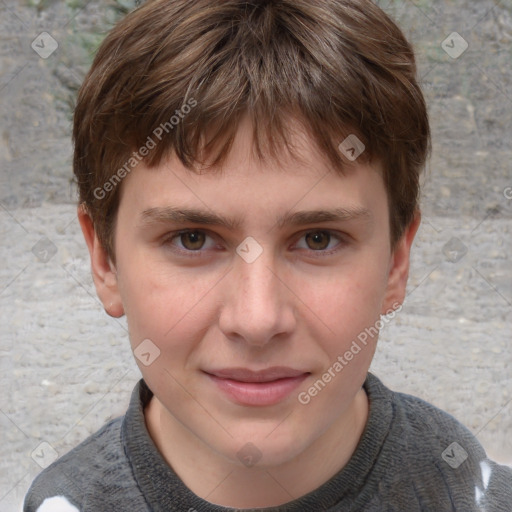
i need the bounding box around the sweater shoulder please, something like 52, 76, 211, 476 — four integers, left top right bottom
382, 385, 512, 510
23, 417, 127, 512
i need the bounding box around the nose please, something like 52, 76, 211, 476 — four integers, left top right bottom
218, 246, 296, 347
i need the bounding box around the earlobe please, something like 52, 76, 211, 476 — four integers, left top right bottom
77, 205, 124, 318
381, 211, 421, 315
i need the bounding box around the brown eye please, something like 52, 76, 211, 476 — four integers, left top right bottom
305, 231, 331, 250
180, 231, 206, 250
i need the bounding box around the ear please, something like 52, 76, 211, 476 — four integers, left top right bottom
381, 210, 421, 315
78, 205, 124, 318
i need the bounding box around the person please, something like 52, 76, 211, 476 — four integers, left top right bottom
23, 0, 512, 510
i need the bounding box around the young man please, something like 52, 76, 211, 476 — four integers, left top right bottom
24, 0, 512, 510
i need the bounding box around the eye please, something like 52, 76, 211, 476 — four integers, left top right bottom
162, 228, 347, 258
295, 230, 345, 253
163, 230, 217, 253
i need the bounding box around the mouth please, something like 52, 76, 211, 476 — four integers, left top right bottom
203, 367, 310, 406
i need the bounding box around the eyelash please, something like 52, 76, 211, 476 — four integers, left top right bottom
161, 229, 348, 258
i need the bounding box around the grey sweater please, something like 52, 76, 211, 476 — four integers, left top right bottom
23, 373, 512, 511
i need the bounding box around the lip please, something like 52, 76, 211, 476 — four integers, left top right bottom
204, 367, 309, 406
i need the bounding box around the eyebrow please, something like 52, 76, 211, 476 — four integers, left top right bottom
140, 206, 372, 231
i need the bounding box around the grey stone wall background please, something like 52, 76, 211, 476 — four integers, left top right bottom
1, 0, 511, 510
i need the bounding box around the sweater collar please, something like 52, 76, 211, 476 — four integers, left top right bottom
122, 372, 393, 511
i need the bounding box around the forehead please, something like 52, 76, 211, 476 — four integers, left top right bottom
117, 145, 386, 239
115, 115, 387, 228
126, 114, 381, 191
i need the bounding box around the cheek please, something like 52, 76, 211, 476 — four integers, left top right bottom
301, 259, 389, 352
308, 259, 388, 316
117, 260, 217, 351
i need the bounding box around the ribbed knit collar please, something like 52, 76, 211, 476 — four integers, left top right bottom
122, 372, 394, 511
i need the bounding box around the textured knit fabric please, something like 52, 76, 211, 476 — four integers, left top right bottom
24, 373, 512, 511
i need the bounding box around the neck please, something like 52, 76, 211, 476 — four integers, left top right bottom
144, 387, 368, 508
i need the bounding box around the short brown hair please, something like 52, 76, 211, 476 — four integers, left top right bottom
73, 0, 430, 260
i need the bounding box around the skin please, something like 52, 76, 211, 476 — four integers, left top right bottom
79, 116, 420, 508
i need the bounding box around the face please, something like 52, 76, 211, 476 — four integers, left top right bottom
81, 117, 418, 469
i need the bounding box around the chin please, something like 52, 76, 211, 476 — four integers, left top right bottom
216, 426, 312, 469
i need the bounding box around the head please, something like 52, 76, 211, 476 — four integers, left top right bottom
76, 0, 429, 470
